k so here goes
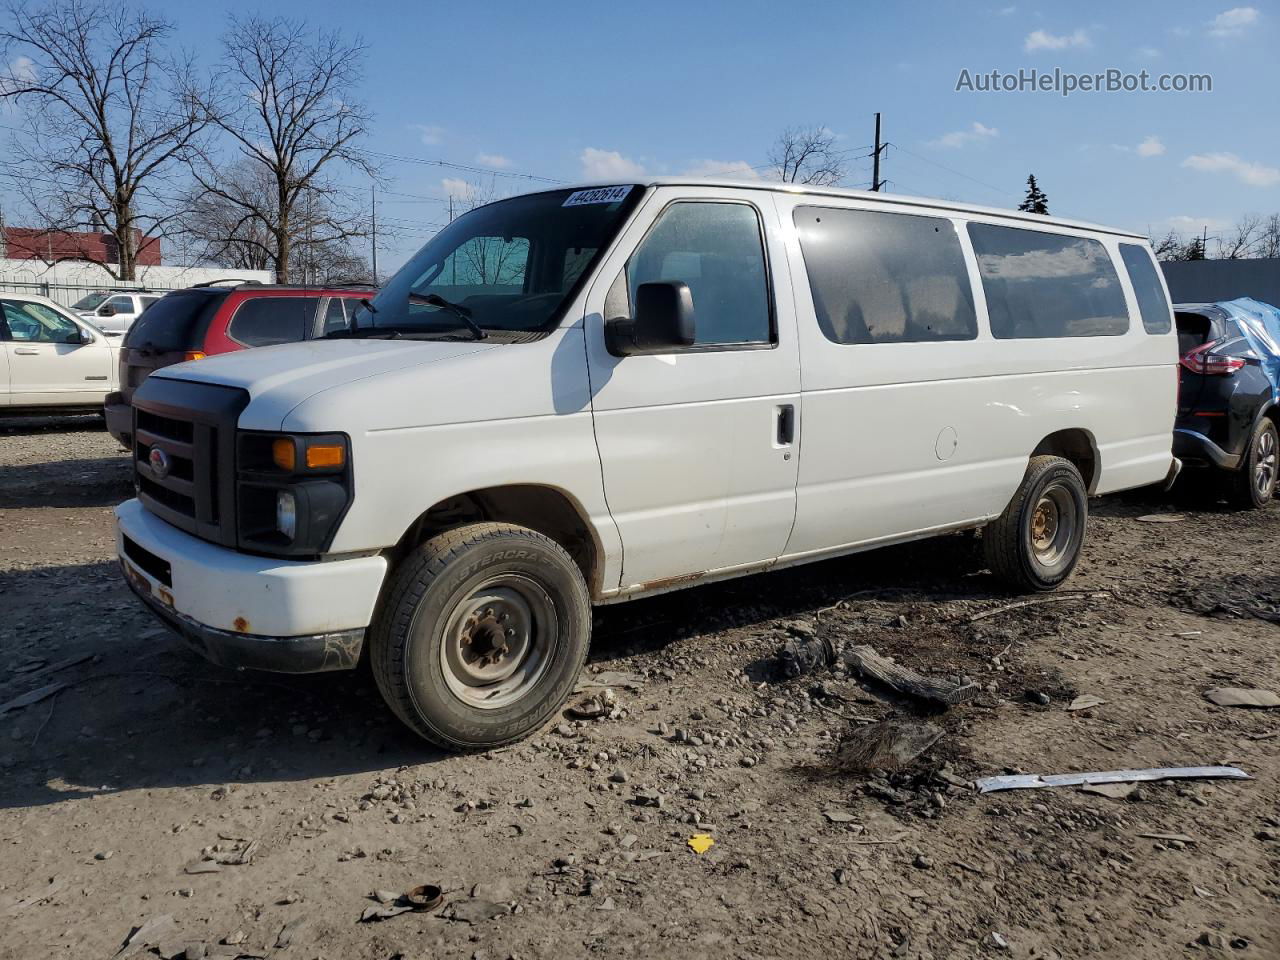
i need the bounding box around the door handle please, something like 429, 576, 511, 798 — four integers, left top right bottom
13, 347, 39, 355
776, 404, 796, 445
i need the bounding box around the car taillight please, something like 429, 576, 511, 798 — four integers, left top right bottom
1180, 341, 1245, 376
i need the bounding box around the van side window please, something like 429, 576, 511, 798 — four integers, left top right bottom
794, 207, 977, 344
627, 201, 772, 346
1118, 243, 1172, 334
968, 223, 1129, 339
228, 297, 320, 347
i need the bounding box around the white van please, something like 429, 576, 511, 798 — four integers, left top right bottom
114, 179, 1178, 749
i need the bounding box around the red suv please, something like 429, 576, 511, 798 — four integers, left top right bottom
105, 283, 372, 448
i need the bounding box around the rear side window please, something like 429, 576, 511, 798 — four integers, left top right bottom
795, 206, 977, 344
968, 224, 1129, 339
1118, 244, 1172, 334
123, 290, 224, 352
228, 297, 320, 347
626, 201, 772, 346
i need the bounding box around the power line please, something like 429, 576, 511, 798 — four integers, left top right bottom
885, 142, 1013, 200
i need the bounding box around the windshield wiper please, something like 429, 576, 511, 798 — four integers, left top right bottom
409, 292, 487, 341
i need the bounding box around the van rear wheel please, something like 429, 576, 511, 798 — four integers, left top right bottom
370, 522, 591, 751
984, 456, 1088, 592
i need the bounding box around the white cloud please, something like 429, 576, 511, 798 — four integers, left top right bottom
441, 177, 475, 200
682, 159, 761, 180
475, 152, 511, 169
1137, 135, 1166, 157
412, 124, 446, 146
1165, 214, 1229, 232
1024, 28, 1090, 52
930, 121, 999, 149
1136, 45, 1161, 58
1208, 7, 1259, 36
580, 147, 645, 180
998, 5, 1017, 15
0, 55, 37, 98
1182, 151, 1280, 187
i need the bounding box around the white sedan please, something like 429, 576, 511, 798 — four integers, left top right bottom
0, 293, 119, 413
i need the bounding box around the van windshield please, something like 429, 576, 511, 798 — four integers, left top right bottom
350, 185, 641, 338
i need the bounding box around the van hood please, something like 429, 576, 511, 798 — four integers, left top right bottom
155, 337, 497, 426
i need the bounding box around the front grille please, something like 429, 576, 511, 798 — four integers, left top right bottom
131, 378, 249, 548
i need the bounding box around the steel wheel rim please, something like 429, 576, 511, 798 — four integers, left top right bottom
440, 576, 557, 710
1030, 485, 1075, 567
1254, 429, 1277, 498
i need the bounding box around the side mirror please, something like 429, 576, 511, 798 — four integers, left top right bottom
605, 281, 697, 356
65, 328, 91, 344
99, 304, 116, 317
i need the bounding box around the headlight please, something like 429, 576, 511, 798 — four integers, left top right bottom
276, 490, 297, 539
235, 432, 353, 557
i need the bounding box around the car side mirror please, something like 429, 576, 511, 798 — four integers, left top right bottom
604, 281, 697, 356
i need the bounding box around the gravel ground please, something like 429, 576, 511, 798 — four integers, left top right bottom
1, 416, 1278, 960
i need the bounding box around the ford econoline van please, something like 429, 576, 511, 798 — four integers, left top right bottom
115, 178, 1179, 749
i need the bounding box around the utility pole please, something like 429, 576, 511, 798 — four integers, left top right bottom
370, 185, 378, 281
871, 112, 887, 192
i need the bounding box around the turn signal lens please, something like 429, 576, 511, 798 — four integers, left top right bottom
182, 351, 206, 362
271, 438, 296, 471
305, 443, 346, 469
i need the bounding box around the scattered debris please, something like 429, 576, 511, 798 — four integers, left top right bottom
966, 591, 1109, 623
822, 809, 860, 824
404, 884, 444, 910
566, 688, 619, 720
976, 766, 1252, 794
274, 917, 308, 949
443, 898, 510, 924
113, 914, 179, 958
833, 719, 943, 773
0, 681, 68, 716
1204, 687, 1280, 708
841, 645, 976, 705
1067, 694, 1107, 712
182, 860, 222, 875
576, 671, 646, 691
774, 635, 835, 680
6, 877, 67, 915
1136, 514, 1185, 523
1138, 832, 1197, 844
687, 834, 715, 854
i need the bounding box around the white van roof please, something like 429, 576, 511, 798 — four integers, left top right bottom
552, 177, 1147, 242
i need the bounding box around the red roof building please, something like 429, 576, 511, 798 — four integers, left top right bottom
2, 227, 161, 266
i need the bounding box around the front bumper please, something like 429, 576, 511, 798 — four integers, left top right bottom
104, 394, 131, 448
1173, 428, 1241, 471
115, 498, 387, 673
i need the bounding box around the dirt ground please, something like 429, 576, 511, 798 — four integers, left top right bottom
1, 416, 1277, 960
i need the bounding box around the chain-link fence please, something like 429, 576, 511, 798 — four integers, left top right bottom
0, 277, 192, 309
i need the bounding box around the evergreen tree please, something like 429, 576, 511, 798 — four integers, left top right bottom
1184, 236, 1207, 261
1017, 175, 1049, 215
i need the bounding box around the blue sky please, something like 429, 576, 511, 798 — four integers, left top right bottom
10, 1, 1280, 271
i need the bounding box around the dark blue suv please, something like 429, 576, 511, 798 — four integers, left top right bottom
1174, 297, 1280, 509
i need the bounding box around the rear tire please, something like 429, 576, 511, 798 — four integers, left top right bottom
1224, 417, 1278, 510
370, 522, 591, 751
984, 456, 1088, 592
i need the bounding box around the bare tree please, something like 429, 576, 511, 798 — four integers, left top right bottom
1150, 228, 1186, 261
1257, 214, 1280, 260
0, 0, 210, 279
192, 15, 373, 283
1219, 214, 1261, 260
767, 126, 847, 186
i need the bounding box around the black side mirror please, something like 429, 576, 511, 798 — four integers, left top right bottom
605, 281, 697, 356
65, 328, 90, 344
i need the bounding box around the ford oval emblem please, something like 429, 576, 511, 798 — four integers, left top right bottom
149, 447, 171, 479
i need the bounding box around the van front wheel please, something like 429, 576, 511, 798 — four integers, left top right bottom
370, 522, 591, 751
984, 456, 1087, 592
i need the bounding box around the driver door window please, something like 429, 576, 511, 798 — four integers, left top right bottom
1, 300, 80, 342
105, 295, 136, 316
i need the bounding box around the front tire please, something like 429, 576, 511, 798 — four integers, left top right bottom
1225, 417, 1278, 510
370, 522, 591, 750
984, 456, 1088, 592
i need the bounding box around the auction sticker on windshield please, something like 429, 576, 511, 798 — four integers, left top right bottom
563, 185, 632, 206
